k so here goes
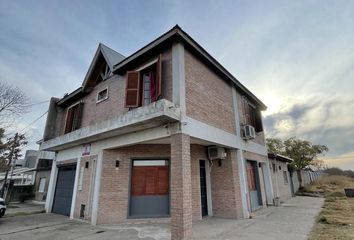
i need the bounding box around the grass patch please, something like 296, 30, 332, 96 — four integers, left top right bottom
308, 175, 354, 240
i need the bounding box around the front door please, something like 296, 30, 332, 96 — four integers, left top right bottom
199, 160, 208, 217
246, 161, 262, 211
130, 160, 169, 217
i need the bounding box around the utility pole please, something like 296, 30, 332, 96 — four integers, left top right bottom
0, 133, 18, 199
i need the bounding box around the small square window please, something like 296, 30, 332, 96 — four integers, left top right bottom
85, 162, 89, 169
97, 88, 108, 103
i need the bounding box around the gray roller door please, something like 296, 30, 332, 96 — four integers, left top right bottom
52, 165, 76, 216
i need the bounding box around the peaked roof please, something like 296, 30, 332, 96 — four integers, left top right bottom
100, 43, 125, 69
113, 25, 267, 110
81, 43, 125, 91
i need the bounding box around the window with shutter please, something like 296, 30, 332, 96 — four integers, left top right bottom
125, 71, 140, 108
125, 55, 162, 108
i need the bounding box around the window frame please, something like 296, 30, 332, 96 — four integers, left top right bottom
96, 87, 109, 104
64, 101, 84, 134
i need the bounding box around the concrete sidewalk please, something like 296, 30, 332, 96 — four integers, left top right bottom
0, 196, 324, 240
193, 196, 324, 240
4, 201, 45, 217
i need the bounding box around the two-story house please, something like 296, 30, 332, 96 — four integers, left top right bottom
41, 25, 274, 240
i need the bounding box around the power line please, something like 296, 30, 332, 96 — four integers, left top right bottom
24, 100, 49, 107
19, 110, 48, 134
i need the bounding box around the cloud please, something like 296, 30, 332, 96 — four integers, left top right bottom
264, 95, 354, 161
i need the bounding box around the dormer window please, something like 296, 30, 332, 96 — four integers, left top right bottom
96, 88, 108, 103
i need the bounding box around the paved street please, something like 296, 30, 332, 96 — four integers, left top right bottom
0, 196, 324, 240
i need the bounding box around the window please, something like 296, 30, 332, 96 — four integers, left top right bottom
96, 88, 108, 103
242, 97, 263, 132
64, 102, 84, 134
283, 171, 289, 184
38, 178, 46, 193
272, 163, 276, 173
125, 56, 162, 108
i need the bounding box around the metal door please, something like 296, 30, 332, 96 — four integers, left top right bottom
199, 160, 208, 217
52, 165, 76, 216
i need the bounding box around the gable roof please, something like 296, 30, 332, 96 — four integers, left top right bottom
81, 43, 125, 92
113, 25, 267, 110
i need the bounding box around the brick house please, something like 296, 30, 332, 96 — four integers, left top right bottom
41, 25, 274, 239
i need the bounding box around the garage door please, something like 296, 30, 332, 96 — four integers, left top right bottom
130, 160, 169, 217
52, 165, 77, 216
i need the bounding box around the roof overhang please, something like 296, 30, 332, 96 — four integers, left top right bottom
113, 25, 267, 110
268, 152, 293, 163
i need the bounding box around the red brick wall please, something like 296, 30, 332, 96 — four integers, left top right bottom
97, 144, 170, 224
210, 149, 243, 218
74, 155, 97, 220
185, 50, 236, 134
170, 134, 192, 240
190, 145, 208, 221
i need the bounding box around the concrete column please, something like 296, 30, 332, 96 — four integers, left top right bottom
236, 149, 250, 218
70, 156, 81, 219
91, 150, 103, 225
170, 133, 192, 240
45, 152, 58, 213
229, 149, 245, 219
172, 42, 186, 115
261, 162, 274, 205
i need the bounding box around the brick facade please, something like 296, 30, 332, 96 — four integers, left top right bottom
210, 149, 243, 218
97, 144, 171, 224
185, 49, 236, 134
74, 155, 97, 220
170, 133, 193, 240
53, 48, 172, 138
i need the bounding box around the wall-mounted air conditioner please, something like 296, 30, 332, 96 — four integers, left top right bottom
242, 125, 256, 140
208, 146, 227, 160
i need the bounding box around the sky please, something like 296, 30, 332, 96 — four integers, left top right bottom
0, 0, 353, 170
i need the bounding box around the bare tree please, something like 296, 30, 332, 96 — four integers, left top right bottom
0, 82, 28, 126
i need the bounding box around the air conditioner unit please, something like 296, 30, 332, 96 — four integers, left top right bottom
208, 146, 227, 160
243, 125, 256, 140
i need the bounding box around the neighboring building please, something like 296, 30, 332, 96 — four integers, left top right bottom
40, 25, 274, 239
34, 151, 55, 202
0, 150, 39, 186
268, 153, 293, 202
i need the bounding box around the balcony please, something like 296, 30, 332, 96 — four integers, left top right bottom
40, 99, 181, 151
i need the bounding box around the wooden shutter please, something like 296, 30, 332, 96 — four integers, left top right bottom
131, 166, 169, 196
125, 71, 140, 108
64, 107, 75, 134
72, 102, 84, 131
155, 55, 162, 100
131, 167, 146, 196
